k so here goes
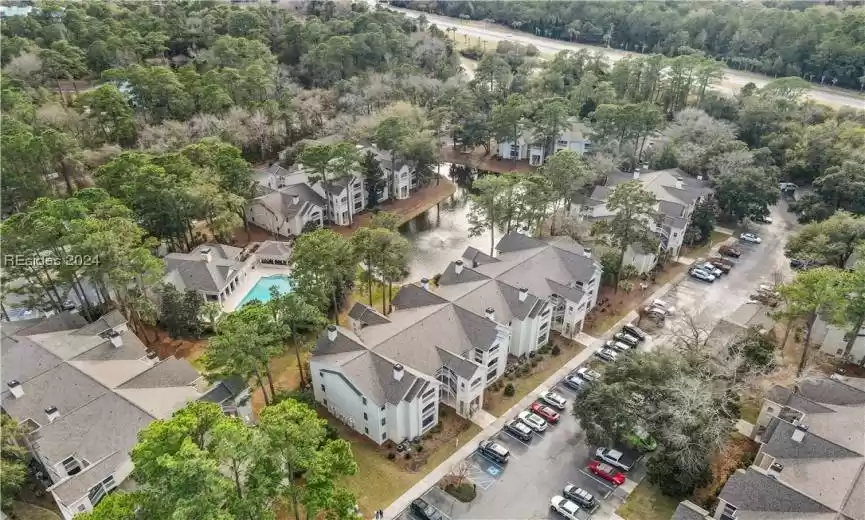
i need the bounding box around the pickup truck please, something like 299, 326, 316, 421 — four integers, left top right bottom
595, 447, 637, 472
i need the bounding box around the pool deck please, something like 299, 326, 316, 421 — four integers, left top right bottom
222, 264, 293, 312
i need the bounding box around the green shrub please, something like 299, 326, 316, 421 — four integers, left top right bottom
416, 445, 424, 453
404, 453, 412, 460
387, 453, 396, 460
445, 483, 477, 503
504, 383, 516, 397
551, 344, 561, 356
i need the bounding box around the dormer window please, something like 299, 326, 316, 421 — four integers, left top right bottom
87, 475, 117, 507
62, 456, 82, 476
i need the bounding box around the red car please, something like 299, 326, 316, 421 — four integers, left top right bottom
530, 402, 560, 423
588, 460, 626, 486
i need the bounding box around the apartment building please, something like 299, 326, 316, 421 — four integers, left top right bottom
497, 117, 593, 166
570, 167, 713, 272
1, 311, 245, 519
310, 232, 600, 445
710, 375, 864, 520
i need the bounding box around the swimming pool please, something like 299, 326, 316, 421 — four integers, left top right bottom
239, 275, 294, 306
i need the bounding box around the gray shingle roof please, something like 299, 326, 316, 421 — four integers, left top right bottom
164, 247, 243, 294
546, 279, 585, 304
719, 468, 834, 514
391, 283, 449, 309
796, 378, 865, 406
68, 310, 126, 336
347, 303, 391, 326
117, 357, 200, 389
438, 261, 490, 286
1, 334, 63, 385
49, 450, 128, 503
256, 240, 293, 259
340, 351, 421, 406
14, 312, 87, 336
453, 305, 500, 350
763, 417, 861, 460
436, 347, 480, 379
659, 200, 686, 219
495, 232, 546, 254
314, 326, 368, 357
671, 501, 709, 520
766, 385, 835, 414
453, 280, 540, 323
461, 246, 499, 267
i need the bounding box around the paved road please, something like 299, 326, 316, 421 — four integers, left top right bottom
392, 7, 865, 110
648, 200, 800, 349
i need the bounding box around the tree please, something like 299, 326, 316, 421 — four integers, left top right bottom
1, 415, 27, 513
541, 150, 592, 234
266, 291, 327, 387
361, 151, 385, 209
78, 84, 137, 145
159, 284, 204, 339
785, 211, 865, 268
837, 248, 865, 361
490, 94, 527, 163
74, 493, 140, 520
373, 117, 412, 198
291, 229, 356, 317
592, 181, 658, 290
776, 267, 849, 376
369, 211, 401, 232
530, 96, 570, 158
684, 199, 716, 245
378, 231, 413, 314
573, 350, 736, 497
259, 399, 358, 520
467, 175, 518, 256
351, 227, 392, 307
713, 167, 779, 223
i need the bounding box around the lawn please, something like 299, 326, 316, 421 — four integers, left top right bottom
12, 501, 61, 520
680, 230, 732, 259
616, 481, 679, 520
320, 408, 481, 516
483, 337, 585, 417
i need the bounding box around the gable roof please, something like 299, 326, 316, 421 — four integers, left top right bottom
453, 279, 541, 323
719, 468, 834, 515
762, 417, 861, 460
461, 246, 499, 267
164, 244, 244, 293
438, 260, 490, 286
340, 350, 421, 406
256, 240, 293, 259
347, 303, 391, 326
495, 232, 547, 254
391, 283, 449, 309
671, 501, 710, 520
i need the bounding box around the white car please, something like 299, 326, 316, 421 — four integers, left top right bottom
550, 496, 582, 520
518, 410, 548, 432
540, 391, 567, 410
649, 299, 676, 315
576, 367, 601, 382
700, 262, 723, 277
740, 233, 762, 244
690, 268, 716, 282
595, 348, 619, 362
605, 340, 630, 352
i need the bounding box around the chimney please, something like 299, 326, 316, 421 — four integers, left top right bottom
454, 260, 464, 275
45, 406, 59, 423
292, 194, 300, 206
675, 177, 683, 190
107, 329, 123, 348
327, 324, 337, 342
393, 363, 404, 381
7, 380, 23, 399
200, 247, 212, 263
485, 307, 495, 321
770, 462, 784, 474
421, 278, 430, 290
633, 168, 641, 180
791, 427, 806, 443
583, 247, 592, 258
518, 287, 528, 303
696, 175, 703, 181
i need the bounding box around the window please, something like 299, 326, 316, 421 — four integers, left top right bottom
319, 371, 324, 378
380, 405, 385, 411
537, 332, 547, 345
423, 401, 435, 414
382, 432, 387, 440
381, 418, 386, 426
362, 397, 367, 405
423, 387, 436, 401
488, 344, 499, 354
486, 367, 498, 381
365, 427, 369, 434
323, 399, 328, 406
487, 357, 497, 367
320, 384, 326, 392
62, 456, 82, 476
558, 139, 568, 146
364, 412, 368, 420
422, 414, 436, 428
87, 475, 116, 507
471, 377, 482, 389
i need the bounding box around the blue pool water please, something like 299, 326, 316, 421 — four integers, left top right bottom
239, 275, 294, 306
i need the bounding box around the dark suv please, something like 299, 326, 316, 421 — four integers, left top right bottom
478, 440, 510, 464
410, 498, 445, 520
504, 419, 533, 442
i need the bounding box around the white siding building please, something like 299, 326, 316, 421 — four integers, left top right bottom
497, 118, 592, 166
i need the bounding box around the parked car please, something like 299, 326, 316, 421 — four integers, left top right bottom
790, 258, 823, 270
754, 214, 773, 224
689, 268, 716, 282
530, 402, 561, 423
540, 391, 567, 410
563, 484, 597, 509
518, 410, 548, 432
478, 440, 510, 464
622, 426, 657, 452
595, 348, 619, 362
707, 257, 733, 273
699, 262, 723, 277
740, 232, 762, 244
613, 331, 640, 347
563, 374, 586, 391
595, 447, 636, 471
503, 419, 533, 443
648, 299, 676, 315
411, 498, 446, 520
719, 245, 742, 258
576, 367, 601, 382
605, 339, 631, 352
550, 496, 582, 520
587, 460, 626, 486
621, 324, 647, 342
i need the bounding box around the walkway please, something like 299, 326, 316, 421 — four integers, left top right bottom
469, 409, 497, 429
383, 272, 690, 520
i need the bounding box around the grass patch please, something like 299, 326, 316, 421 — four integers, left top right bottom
444, 482, 477, 502
12, 502, 61, 520
739, 397, 761, 424
681, 230, 731, 259
483, 337, 584, 417
616, 481, 679, 520
320, 408, 481, 516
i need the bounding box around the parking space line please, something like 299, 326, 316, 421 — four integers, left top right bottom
498, 429, 532, 448
577, 469, 615, 499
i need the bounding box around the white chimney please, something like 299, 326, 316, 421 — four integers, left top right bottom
200, 247, 212, 263
675, 177, 683, 190
791, 427, 806, 443
327, 324, 338, 342
485, 307, 495, 321
518, 287, 528, 303
7, 380, 23, 399
454, 260, 464, 275
583, 247, 592, 259
107, 329, 123, 348
696, 175, 703, 181
292, 194, 300, 206
421, 278, 430, 290
633, 168, 641, 180
393, 363, 404, 381
45, 406, 59, 423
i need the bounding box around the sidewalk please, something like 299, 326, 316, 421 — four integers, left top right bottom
383, 273, 690, 519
